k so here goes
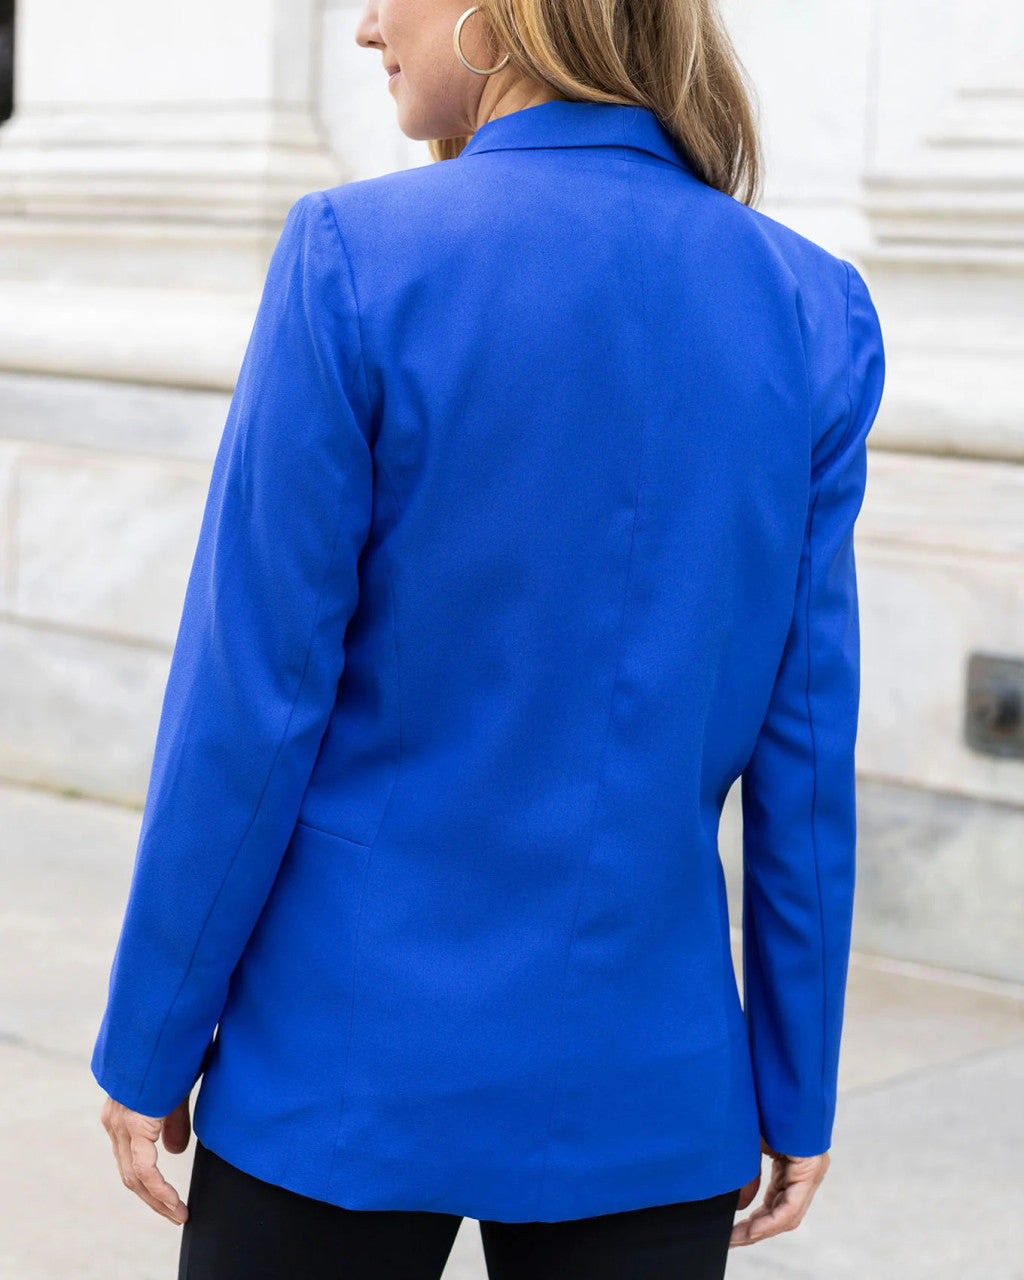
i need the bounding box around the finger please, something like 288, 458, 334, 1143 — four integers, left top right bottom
729, 1162, 779, 1247
161, 1098, 192, 1155
112, 1124, 132, 1188
761, 1173, 788, 1216
734, 1181, 810, 1243
114, 1127, 186, 1224
730, 1194, 778, 1247
128, 1130, 189, 1223
736, 1169, 761, 1210
730, 1205, 776, 1247
731, 1175, 782, 1240
760, 1153, 815, 1219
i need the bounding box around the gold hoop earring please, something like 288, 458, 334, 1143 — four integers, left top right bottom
453, 6, 510, 76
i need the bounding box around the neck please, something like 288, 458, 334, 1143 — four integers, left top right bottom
471, 78, 563, 134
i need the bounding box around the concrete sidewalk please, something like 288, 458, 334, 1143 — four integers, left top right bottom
1, 777, 1021, 1279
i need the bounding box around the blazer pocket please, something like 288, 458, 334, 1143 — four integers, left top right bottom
293, 816, 376, 850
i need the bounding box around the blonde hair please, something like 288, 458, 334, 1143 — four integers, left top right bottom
428, 0, 763, 206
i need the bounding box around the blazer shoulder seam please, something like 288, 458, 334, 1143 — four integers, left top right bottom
318, 190, 375, 429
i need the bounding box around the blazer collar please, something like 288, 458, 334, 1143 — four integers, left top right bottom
458, 98, 696, 175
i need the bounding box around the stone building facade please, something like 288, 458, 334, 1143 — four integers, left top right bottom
0, 0, 1020, 980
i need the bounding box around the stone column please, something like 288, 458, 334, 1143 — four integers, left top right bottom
861, 0, 1024, 461
849, 0, 1024, 981
0, 1, 344, 808
0, 0, 344, 387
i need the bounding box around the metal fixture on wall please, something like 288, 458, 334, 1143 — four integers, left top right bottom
964, 653, 1024, 760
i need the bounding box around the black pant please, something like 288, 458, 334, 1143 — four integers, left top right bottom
178, 1137, 741, 1280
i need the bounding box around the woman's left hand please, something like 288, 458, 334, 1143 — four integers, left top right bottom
100, 1093, 192, 1224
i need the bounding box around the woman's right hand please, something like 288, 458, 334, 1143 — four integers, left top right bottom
729, 1137, 830, 1247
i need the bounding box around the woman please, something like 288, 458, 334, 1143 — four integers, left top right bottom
91, 0, 885, 1274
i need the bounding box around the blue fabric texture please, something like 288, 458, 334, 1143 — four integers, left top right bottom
90, 98, 886, 1223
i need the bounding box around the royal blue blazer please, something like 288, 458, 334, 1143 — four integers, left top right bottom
91, 97, 886, 1223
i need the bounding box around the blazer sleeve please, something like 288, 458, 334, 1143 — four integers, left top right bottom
90, 190, 375, 1119
739, 260, 885, 1158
